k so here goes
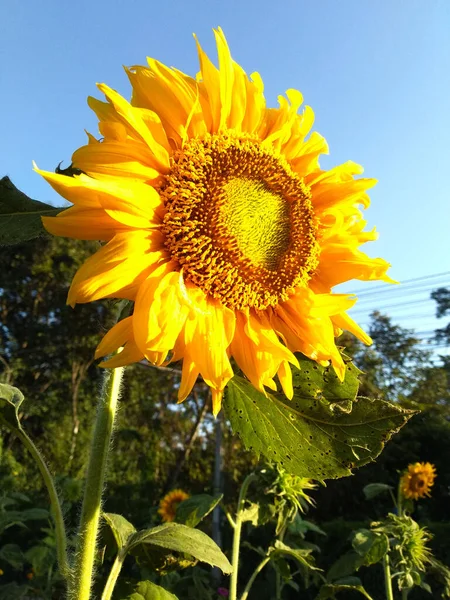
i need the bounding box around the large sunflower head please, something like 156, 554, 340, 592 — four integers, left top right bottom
400, 462, 436, 500
38, 28, 392, 415
158, 489, 190, 522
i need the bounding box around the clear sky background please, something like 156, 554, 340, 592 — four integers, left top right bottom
1, 0, 449, 355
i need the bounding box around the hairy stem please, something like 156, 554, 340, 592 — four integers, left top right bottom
229, 473, 257, 600
382, 554, 394, 600
240, 555, 271, 600
17, 428, 69, 579
69, 366, 124, 600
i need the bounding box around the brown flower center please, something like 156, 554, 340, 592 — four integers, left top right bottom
160, 133, 319, 310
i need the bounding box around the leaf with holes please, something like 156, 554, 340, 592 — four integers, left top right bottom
0, 176, 63, 246
223, 355, 415, 480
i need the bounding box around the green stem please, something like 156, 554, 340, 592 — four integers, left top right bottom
69, 366, 124, 600
382, 554, 394, 600
229, 473, 257, 600
101, 551, 125, 600
402, 589, 409, 600
275, 526, 287, 600
16, 428, 69, 579
240, 555, 271, 600
397, 480, 403, 518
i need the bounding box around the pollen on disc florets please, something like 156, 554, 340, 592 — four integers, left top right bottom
160, 133, 319, 310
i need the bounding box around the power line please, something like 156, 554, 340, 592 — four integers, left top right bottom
351, 271, 450, 296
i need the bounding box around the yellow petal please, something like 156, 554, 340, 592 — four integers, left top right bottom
42, 206, 124, 241
133, 264, 189, 357
67, 230, 166, 305
72, 140, 161, 181
97, 83, 170, 171
95, 316, 133, 359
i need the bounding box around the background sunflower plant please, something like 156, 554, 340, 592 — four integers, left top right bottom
0, 28, 416, 600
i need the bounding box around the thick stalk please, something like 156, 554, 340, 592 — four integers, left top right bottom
229, 473, 257, 600
101, 552, 125, 600
69, 366, 124, 600
240, 556, 271, 600
382, 554, 394, 600
16, 428, 69, 579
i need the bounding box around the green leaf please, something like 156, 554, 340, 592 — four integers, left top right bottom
240, 502, 259, 525
0, 508, 49, 535
316, 583, 374, 600
0, 176, 63, 246
125, 581, 178, 600
289, 517, 327, 537
326, 552, 363, 582
175, 494, 223, 528
124, 581, 179, 600
0, 583, 31, 600
0, 384, 25, 432
363, 483, 394, 500
0, 544, 24, 570
103, 513, 137, 550
126, 523, 232, 574
351, 529, 388, 566
223, 356, 415, 479
270, 540, 321, 572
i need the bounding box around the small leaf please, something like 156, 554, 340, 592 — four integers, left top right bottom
0, 583, 31, 600
351, 529, 388, 566
271, 540, 321, 572
175, 494, 223, 528
224, 357, 414, 480
0, 544, 24, 570
0, 176, 63, 246
126, 523, 232, 574
123, 580, 179, 600
0, 384, 25, 432
289, 517, 327, 537
327, 552, 363, 582
240, 502, 259, 525
316, 583, 374, 600
363, 483, 394, 500
103, 513, 137, 550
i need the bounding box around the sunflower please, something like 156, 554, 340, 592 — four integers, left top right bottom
400, 462, 436, 500
38, 28, 392, 415
158, 489, 190, 522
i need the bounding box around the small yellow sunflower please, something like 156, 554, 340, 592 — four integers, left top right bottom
400, 462, 436, 500
38, 28, 392, 415
158, 489, 190, 522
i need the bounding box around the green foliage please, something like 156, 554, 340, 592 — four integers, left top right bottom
104, 512, 232, 578
316, 581, 374, 599
351, 529, 389, 566
175, 494, 223, 528
103, 513, 137, 550
0, 177, 62, 246
224, 361, 414, 479
128, 523, 232, 574
362, 483, 393, 501
124, 580, 179, 600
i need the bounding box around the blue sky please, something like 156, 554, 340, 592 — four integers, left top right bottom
2, 0, 449, 350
